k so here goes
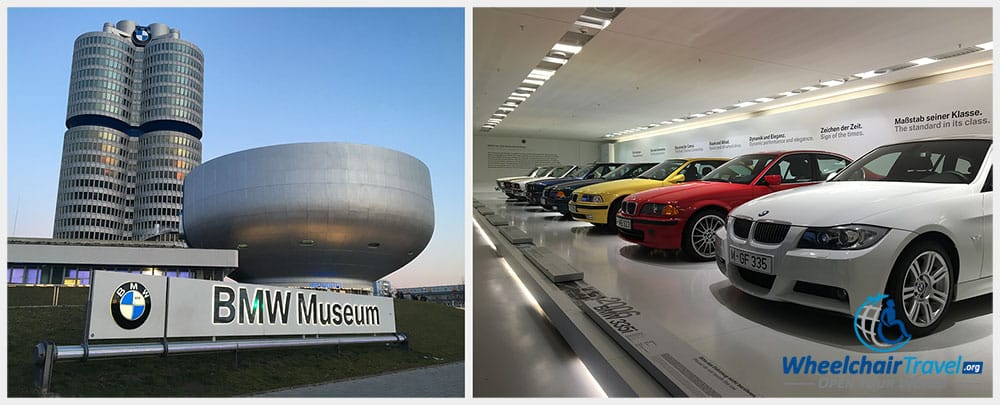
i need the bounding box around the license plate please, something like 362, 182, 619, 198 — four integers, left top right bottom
569, 204, 578, 213
616, 217, 631, 230
729, 247, 773, 274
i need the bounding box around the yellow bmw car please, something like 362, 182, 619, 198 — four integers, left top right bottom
568, 158, 729, 228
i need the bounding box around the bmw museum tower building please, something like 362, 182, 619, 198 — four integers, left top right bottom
53, 20, 204, 243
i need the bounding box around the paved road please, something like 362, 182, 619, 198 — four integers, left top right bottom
254, 361, 464, 397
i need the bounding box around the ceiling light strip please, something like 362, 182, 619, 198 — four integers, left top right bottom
601, 42, 992, 139
479, 7, 624, 132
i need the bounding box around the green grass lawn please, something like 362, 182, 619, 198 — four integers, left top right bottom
7, 298, 464, 397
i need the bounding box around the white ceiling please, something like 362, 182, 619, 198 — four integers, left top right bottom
473, 8, 993, 141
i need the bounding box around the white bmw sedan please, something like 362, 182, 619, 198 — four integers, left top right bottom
715, 136, 992, 336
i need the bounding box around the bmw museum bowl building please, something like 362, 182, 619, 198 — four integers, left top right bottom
182, 142, 435, 290
472, 7, 992, 398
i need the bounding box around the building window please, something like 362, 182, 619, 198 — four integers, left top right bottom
26, 269, 42, 284
9, 268, 25, 283
78, 270, 91, 286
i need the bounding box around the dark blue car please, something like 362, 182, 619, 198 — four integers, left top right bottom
524, 163, 621, 205
540, 162, 658, 215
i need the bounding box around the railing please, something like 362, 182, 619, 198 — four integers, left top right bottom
33, 333, 408, 394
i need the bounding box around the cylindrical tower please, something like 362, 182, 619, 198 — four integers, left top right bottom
53, 20, 204, 241
133, 35, 205, 241
54, 29, 138, 240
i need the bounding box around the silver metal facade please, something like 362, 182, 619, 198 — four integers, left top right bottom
54, 20, 204, 241
182, 143, 435, 289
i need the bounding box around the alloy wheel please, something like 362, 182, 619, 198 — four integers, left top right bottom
692, 214, 725, 259
901, 251, 951, 327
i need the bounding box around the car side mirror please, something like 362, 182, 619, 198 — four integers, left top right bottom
763, 174, 783, 186
666, 173, 686, 183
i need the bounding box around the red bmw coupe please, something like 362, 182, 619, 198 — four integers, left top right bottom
615, 151, 852, 261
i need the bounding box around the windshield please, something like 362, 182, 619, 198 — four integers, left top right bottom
535, 167, 554, 176
637, 159, 688, 180
832, 139, 990, 184
551, 165, 576, 177
601, 163, 657, 180
527, 167, 544, 176
701, 154, 776, 184
567, 164, 595, 178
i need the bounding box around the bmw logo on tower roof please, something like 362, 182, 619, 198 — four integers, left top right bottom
132, 26, 151, 46
111, 282, 151, 329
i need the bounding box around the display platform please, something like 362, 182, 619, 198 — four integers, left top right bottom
473, 190, 992, 397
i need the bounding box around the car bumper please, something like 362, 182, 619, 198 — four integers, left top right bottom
540, 196, 568, 212
568, 202, 611, 224
615, 213, 683, 249
716, 226, 912, 315
527, 191, 545, 205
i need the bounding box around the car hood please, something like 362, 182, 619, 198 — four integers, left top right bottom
514, 176, 554, 185
734, 181, 970, 227
497, 175, 533, 183
552, 178, 606, 191
574, 178, 666, 197
629, 180, 740, 203
532, 177, 581, 188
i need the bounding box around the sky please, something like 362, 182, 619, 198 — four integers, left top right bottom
5, 7, 465, 289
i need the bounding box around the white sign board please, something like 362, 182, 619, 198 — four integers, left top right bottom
614, 74, 993, 162
86, 271, 168, 340
86, 271, 397, 340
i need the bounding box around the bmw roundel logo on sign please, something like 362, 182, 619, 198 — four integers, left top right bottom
132, 27, 151, 46
111, 282, 151, 329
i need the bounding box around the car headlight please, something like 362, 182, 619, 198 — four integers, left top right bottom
797, 225, 889, 250
581, 194, 604, 203
639, 203, 679, 216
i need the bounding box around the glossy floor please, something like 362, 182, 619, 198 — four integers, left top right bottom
472, 224, 607, 397
474, 191, 992, 397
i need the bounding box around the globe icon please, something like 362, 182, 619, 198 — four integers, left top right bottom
854, 294, 911, 352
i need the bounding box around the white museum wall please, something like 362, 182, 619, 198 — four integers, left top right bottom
473, 135, 601, 192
